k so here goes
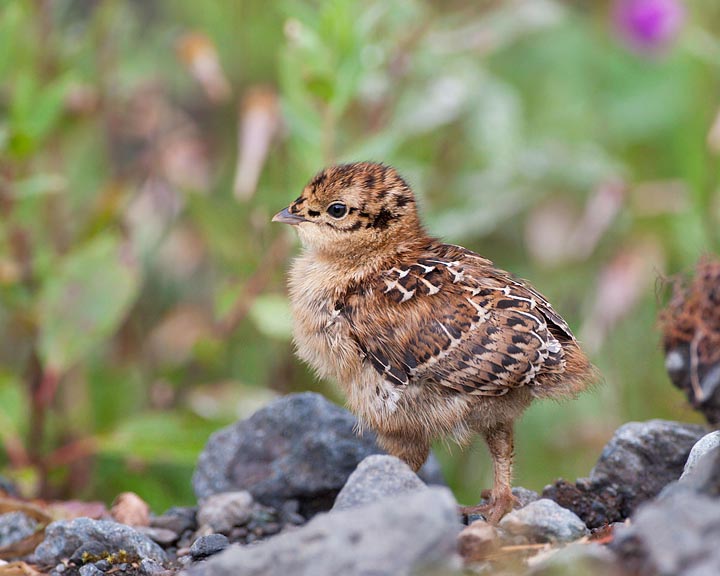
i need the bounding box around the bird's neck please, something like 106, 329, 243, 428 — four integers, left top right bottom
308, 231, 433, 278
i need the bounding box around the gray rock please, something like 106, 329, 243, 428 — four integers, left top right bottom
332, 455, 425, 511
192, 393, 444, 514
530, 542, 621, 576
681, 431, 720, 481
545, 420, 707, 528
183, 486, 461, 576
0, 511, 39, 548
197, 492, 254, 533
611, 490, 720, 576
33, 518, 167, 568
589, 420, 706, 511
189, 534, 229, 560
499, 499, 588, 543
511, 486, 541, 508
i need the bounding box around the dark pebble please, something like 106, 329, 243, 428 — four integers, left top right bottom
189, 533, 229, 560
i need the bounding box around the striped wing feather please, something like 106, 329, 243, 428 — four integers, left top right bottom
345, 244, 572, 397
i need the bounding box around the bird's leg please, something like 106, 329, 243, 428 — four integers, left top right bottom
376, 432, 430, 472
462, 422, 517, 524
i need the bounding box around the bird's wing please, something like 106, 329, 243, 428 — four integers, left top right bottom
343, 244, 573, 397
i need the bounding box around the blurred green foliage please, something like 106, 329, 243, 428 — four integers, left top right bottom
0, 0, 718, 511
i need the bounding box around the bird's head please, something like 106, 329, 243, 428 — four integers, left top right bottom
273, 162, 423, 258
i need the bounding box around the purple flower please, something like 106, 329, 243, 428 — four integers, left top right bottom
613, 0, 685, 53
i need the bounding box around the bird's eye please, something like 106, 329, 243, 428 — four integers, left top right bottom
326, 202, 348, 219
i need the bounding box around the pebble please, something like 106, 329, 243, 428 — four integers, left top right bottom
150, 507, 197, 535
457, 520, 500, 562
499, 499, 588, 544
189, 533, 230, 560
332, 455, 426, 511
140, 558, 168, 575
197, 491, 254, 533
78, 564, 104, 576
136, 526, 179, 546
0, 511, 39, 548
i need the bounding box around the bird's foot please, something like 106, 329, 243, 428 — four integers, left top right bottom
460, 488, 518, 524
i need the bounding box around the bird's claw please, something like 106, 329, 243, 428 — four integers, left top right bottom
460, 489, 518, 524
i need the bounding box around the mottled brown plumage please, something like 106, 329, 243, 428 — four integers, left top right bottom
273, 162, 597, 522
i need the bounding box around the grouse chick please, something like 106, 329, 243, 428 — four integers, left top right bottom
273, 162, 597, 523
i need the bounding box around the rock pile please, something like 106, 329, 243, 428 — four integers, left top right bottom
7, 393, 718, 576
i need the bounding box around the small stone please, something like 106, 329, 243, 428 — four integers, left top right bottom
140, 558, 167, 575
500, 499, 588, 543
136, 526, 179, 546
197, 492, 254, 533
140, 558, 168, 575
151, 507, 197, 535
53, 564, 66, 574
94, 559, 112, 571
512, 486, 540, 508
458, 520, 500, 562
228, 526, 248, 541
259, 522, 281, 537
680, 431, 720, 481
78, 565, 104, 576
111, 492, 151, 527
332, 455, 426, 511
189, 534, 230, 560
0, 511, 39, 548
279, 500, 305, 526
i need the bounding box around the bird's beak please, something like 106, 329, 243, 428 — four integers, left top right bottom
272, 207, 307, 225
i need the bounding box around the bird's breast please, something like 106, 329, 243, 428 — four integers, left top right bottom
287, 254, 361, 384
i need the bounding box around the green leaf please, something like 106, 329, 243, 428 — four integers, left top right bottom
38, 234, 141, 373
10, 72, 69, 155
98, 412, 220, 465
248, 294, 293, 340
12, 173, 66, 199
0, 371, 27, 437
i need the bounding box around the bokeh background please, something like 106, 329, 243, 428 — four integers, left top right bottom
1, 0, 718, 511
